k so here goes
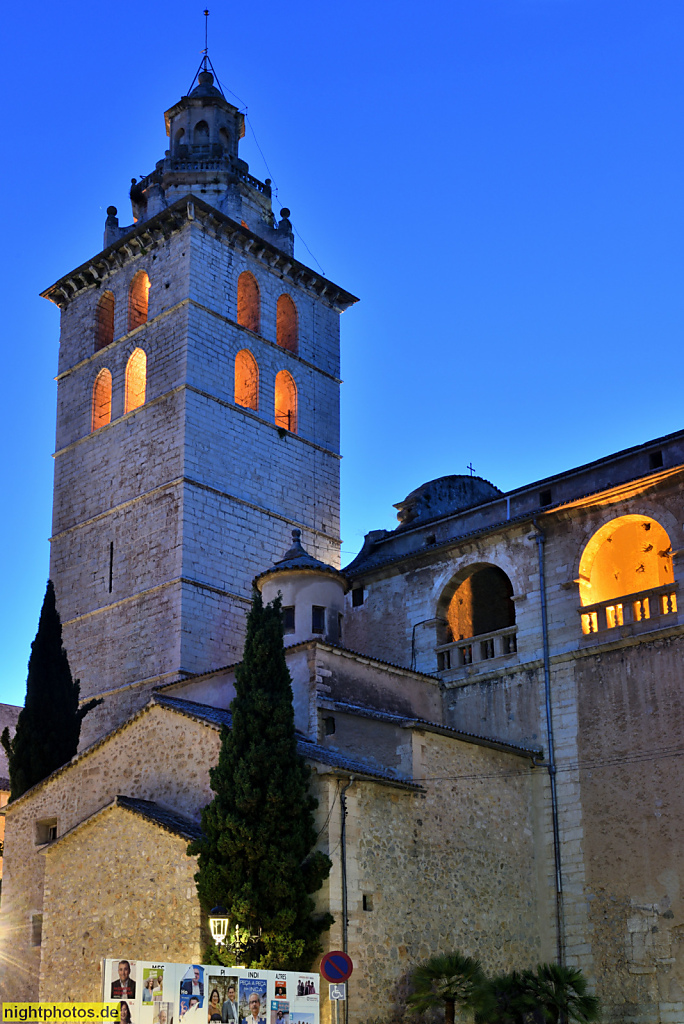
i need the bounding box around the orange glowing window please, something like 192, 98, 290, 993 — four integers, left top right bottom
578, 516, 673, 608
128, 271, 150, 332
275, 370, 297, 433
91, 368, 112, 432
96, 291, 115, 351
124, 348, 147, 414
276, 294, 298, 354
235, 349, 259, 410
442, 565, 515, 643
237, 272, 260, 333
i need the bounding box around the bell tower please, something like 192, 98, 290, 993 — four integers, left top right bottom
43, 65, 357, 735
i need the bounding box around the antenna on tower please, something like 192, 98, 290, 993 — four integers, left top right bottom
187, 8, 227, 98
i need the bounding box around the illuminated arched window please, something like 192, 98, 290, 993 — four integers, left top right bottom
275, 370, 297, 433
237, 272, 260, 333
436, 564, 516, 669
235, 349, 259, 410
96, 291, 115, 351
125, 348, 147, 414
276, 294, 298, 354
128, 271, 150, 332
195, 120, 209, 144
444, 566, 515, 642
91, 368, 112, 431
579, 516, 675, 633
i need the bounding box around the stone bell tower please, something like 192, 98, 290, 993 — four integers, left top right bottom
43, 64, 357, 734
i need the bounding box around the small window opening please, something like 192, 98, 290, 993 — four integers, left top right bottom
276, 294, 298, 354
31, 914, 43, 947
128, 271, 150, 332
124, 347, 147, 413
539, 489, 552, 507
234, 349, 259, 410
426, 534, 436, 546
338, 613, 343, 641
274, 370, 297, 433
95, 291, 115, 351
649, 450, 664, 470
312, 606, 325, 634
362, 894, 374, 912
282, 606, 295, 634
91, 368, 112, 432
108, 542, 114, 594
237, 272, 260, 333
352, 587, 364, 607
324, 716, 336, 736
35, 818, 57, 845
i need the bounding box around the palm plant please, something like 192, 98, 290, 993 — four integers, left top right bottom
475, 971, 532, 1024
523, 964, 600, 1024
408, 952, 489, 1024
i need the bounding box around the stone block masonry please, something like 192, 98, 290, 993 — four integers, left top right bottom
48, 210, 348, 721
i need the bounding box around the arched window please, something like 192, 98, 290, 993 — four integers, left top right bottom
437, 565, 516, 668
128, 271, 150, 332
276, 294, 298, 354
579, 516, 675, 633
95, 291, 115, 351
219, 127, 230, 151
275, 370, 297, 433
91, 368, 112, 431
235, 349, 259, 410
195, 120, 209, 144
237, 272, 260, 333
175, 128, 185, 150
125, 348, 147, 414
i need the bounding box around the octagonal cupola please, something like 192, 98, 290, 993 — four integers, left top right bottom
255, 530, 348, 647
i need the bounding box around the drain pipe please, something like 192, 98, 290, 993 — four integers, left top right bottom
533, 520, 565, 966
340, 777, 354, 1024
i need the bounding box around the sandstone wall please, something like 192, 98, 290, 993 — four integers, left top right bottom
39, 804, 203, 1001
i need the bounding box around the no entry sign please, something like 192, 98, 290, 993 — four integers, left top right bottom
320, 951, 354, 983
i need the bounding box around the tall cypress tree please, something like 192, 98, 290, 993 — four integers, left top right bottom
1, 580, 101, 801
189, 592, 333, 970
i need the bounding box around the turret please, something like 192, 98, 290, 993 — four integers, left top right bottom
104, 69, 294, 255
256, 531, 348, 647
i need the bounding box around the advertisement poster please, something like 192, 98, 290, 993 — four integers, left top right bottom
102, 961, 320, 1024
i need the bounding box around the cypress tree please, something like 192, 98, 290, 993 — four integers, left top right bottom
189, 591, 333, 970
1, 580, 101, 801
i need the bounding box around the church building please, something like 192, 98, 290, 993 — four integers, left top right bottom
2, 63, 684, 1024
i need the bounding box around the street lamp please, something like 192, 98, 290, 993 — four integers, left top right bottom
209, 905, 230, 946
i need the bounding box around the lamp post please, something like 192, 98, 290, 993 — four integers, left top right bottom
209, 906, 230, 947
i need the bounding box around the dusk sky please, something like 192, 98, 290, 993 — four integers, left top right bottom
2, 0, 684, 706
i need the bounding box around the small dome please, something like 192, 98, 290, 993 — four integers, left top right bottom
394, 475, 503, 529
254, 529, 346, 586
190, 70, 223, 98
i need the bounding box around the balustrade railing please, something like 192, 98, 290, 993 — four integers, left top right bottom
436, 625, 518, 671
580, 584, 678, 636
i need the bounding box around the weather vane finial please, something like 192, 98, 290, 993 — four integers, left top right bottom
202, 9, 210, 66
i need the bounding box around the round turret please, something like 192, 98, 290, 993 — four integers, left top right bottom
255, 530, 347, 647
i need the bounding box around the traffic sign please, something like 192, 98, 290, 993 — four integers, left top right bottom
320, 951, 354, 983
329, 985, 347, 1001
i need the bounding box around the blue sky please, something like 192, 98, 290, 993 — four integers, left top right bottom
2, 0, 684, 706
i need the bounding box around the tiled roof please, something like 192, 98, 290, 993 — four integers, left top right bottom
154, 694, 419, 787
116, 796, 203, 841
323, 699, 543, 759
154, 693, 232, 728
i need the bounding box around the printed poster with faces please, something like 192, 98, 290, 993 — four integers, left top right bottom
102, 961, 320, 1024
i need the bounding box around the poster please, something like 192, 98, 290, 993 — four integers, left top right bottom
102, 961, 320, 1024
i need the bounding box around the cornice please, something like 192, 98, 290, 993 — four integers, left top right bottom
41, 195, 359, 313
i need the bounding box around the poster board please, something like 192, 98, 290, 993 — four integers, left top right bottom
102, 960, 320, 1024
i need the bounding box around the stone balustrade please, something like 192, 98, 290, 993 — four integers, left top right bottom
580, 583, 678, 637
436, 624, 518, 671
